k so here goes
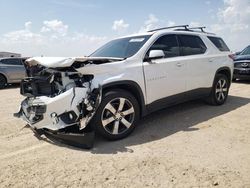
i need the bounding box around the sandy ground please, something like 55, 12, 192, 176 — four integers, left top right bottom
0, 82, 250, 188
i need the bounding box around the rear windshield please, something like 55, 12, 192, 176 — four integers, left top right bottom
208, 36, 230, 52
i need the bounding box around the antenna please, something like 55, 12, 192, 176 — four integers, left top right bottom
148, 25, 189, 32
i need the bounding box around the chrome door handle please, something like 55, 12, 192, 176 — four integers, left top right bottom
176, 62, 183, 67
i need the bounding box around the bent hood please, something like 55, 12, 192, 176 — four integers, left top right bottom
26, 57, 124, 68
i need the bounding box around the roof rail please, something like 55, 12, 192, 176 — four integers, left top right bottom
148, 25, 189, 32
148, 25, 216, 35
188, 26, 215, 35
188, 26, 206, 32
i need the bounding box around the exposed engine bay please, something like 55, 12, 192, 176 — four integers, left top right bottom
14, 57, 123, 148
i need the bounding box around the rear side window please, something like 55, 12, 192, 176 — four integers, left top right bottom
208, 36, 230, 52
1, 59, 22, 65
147, 34, 180, 58
178, 35, 207, 56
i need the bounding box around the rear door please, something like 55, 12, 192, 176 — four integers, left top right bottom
177, 34, 211, 93
143, 34, 187, 104
0, 58, 26, 82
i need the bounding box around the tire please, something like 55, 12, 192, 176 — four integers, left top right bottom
206, 74, 230, 106
232, 78, 237, 82
0, 75, 6, 89
90, 89, 140, 140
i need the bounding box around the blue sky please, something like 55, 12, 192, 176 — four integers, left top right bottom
0, 0, 223, 35
0, 0, 249, 56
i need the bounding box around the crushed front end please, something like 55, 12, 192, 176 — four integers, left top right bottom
14, 58, 103, 149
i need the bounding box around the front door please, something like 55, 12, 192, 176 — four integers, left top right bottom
143, 34, 187, 104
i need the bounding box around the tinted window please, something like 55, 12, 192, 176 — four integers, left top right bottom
1, 59, 22, 65
91, 35, 151, 59
178, 35, 207, 56
240, 46, 250, 55
147, 35, 180, 58
208, 36, 230, 52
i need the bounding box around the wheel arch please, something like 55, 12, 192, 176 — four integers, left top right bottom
0, 72, 8, 83
102, 80, 146, 117
215, 67, 232, 86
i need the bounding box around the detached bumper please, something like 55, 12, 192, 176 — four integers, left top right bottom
32, 127, 95, 149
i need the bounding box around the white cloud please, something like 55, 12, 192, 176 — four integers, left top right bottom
140, 14, 159, 32
112, 19, 129, 31
189, 22, 201, 27
167, 21, 176, 27
41, 19, 68, 36
24, 21, 32, 30
3, 22, 44, 45
0, 20, 107, 57
210, 0, 250, 51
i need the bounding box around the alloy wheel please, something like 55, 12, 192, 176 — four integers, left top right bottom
101, 97, 135, 135
215, 78, 228, 102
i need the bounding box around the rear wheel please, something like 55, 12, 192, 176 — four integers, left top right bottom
91, 89, 140, 140
0, 75, 6, 89
206, 74, 229, 105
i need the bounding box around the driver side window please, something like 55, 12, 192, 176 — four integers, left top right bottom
146, 34, 180, 58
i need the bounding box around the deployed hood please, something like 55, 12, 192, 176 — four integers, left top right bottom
234, 55, 250, 61
26, 57, 124, 68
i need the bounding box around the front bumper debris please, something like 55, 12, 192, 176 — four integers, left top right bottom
15, 58, 104, 149
31, 127, 95, 149
14, 104, 96, 149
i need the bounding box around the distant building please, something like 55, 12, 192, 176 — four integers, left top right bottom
0, 52, 21, 58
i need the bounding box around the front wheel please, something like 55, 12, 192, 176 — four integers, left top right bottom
206, 74, 230, 105
91, 89, 140, 140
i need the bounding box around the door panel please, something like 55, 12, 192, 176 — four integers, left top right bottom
177, 34, 212, 91
143, 34, 186, 104
143, 57, 187, 104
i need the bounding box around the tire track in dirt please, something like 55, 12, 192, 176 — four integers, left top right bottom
0, 143, 49, 160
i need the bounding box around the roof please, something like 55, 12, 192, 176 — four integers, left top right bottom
0, 57, 28, 60
116, 25, 216, 40
0, 51, 21, 54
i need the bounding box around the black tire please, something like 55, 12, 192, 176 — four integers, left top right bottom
232, 78, 237, 82
206, 74, 230, 106
0, 75, 7, 89
90, 89, 140, 140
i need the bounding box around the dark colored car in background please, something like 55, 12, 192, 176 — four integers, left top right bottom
0, 57, 28, 89
233, 45, 250, 81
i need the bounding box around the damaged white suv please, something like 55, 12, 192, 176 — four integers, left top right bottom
15, 25, 233, 148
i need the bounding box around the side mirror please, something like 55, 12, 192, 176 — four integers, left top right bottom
148, 50, 165, 60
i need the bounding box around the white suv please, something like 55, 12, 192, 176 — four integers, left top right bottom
15, 25, 233, 148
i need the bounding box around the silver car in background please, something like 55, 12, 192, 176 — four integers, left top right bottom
0, 57, 28, 88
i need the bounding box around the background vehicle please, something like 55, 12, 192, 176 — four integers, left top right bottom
15, 25, 233, 148
233, 45, 250, 81
0, 57, 28, 88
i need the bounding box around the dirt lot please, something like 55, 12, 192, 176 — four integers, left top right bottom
0, 82, 250, 188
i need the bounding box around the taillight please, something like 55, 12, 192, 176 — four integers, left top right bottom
228, 54, 235, 60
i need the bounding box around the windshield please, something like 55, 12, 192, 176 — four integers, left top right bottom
90, 35, 152, 59
240, 46, 250, 55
